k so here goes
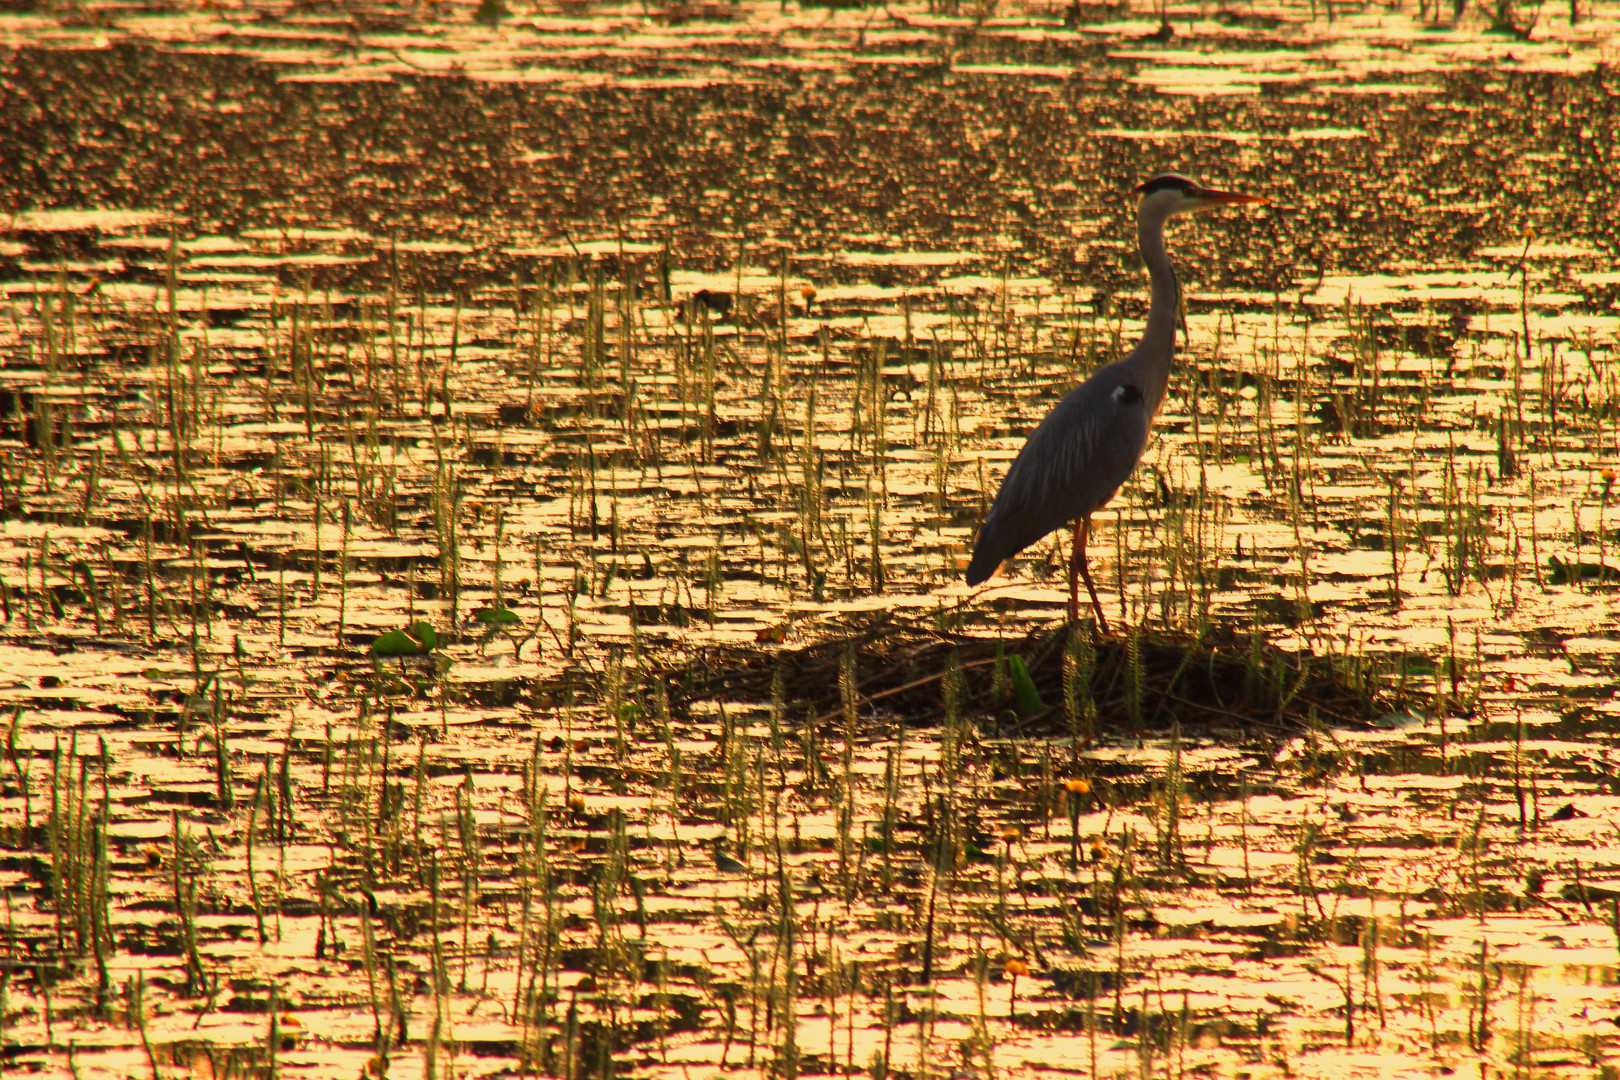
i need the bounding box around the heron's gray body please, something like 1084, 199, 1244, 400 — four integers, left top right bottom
964, 174, 1264, 623
964, 361, 1150, 585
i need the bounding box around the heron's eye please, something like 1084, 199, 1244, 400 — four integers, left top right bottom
1112, 384, 1143, 405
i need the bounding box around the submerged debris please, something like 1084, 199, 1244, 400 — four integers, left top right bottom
661, 614, 1417, 740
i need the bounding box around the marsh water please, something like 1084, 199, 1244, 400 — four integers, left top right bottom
3, 0, 1620, 1076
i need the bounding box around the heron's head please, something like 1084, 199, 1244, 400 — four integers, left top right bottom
1135, 173, 1267, 216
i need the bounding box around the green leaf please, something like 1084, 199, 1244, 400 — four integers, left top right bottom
372, 621, 438, 656
472, 606, 521, 626
370, 629, 420, 656
1007, 655, 1046, 717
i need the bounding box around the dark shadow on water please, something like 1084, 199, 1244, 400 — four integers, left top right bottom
661, 611, 1423, 740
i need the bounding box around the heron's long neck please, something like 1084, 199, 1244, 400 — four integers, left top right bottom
1133, 206, 1180, 415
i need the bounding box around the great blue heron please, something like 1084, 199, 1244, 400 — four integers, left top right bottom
965, 173, 1267, 632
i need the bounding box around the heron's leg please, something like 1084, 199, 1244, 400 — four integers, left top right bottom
1070, 516, 1109, 634
1067, 519, 1082, 623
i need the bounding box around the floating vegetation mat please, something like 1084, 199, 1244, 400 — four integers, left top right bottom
662, 616, 1414, 741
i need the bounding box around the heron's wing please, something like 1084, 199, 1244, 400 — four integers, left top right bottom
965, 372, 1151, 584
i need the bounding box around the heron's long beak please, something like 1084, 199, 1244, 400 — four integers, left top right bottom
1192, 186, 1268, 208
